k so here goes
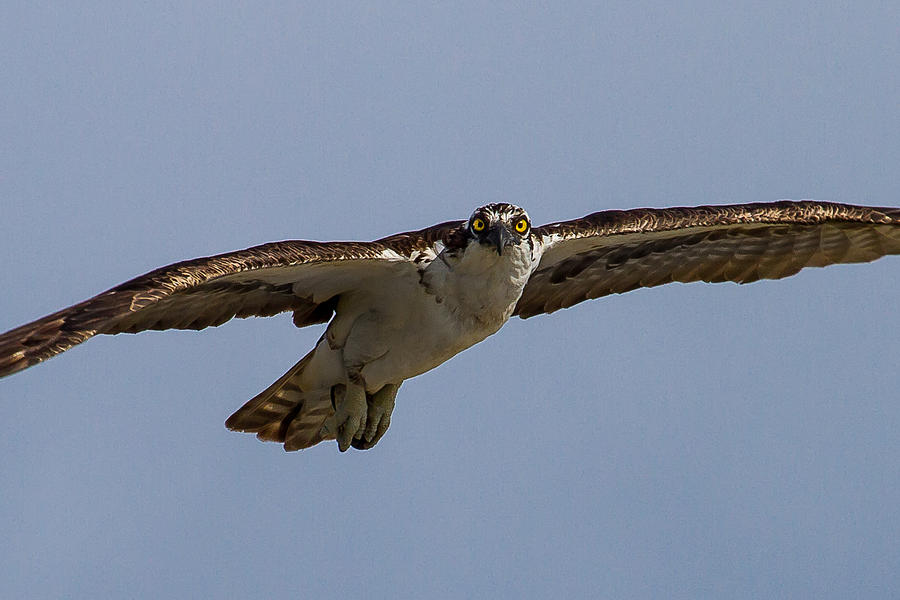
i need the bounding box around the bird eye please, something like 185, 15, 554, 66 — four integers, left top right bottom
514, 217, 529, 233
471, 217, 486, 232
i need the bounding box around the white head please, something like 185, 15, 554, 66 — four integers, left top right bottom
466, 203, 532, 255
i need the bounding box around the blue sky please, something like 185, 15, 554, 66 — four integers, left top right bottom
2, 3, 900, 598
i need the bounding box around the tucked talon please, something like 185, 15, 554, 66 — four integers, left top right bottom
320, 382, 367, 452
351, 383, 400, 451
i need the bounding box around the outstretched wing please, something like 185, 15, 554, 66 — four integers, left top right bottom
0, 221, 462, 377
515, 201, 900, 318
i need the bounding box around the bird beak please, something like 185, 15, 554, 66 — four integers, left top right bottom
485, 224, 513, 255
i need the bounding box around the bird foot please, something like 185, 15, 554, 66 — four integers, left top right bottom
351, 383, 400, 450
320, 383, 367, 452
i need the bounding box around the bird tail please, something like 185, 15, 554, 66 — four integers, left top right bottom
225, 351, 336, 451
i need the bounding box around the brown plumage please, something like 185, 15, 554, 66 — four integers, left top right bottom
516, 201, 900, 317
0, 222, 462, 379
1, 200, 898, 452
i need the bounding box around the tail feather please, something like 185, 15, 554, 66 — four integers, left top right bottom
225, 352, 335, 451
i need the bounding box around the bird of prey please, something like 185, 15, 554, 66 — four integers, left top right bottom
2, 201, 899, 452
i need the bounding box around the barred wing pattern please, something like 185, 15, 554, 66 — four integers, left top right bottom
516, 201, 900, 318
0, 222, 461, 378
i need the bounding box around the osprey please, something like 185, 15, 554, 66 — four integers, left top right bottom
2, 201, 899, 452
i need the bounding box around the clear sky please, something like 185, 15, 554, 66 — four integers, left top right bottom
2, 3, 899, 598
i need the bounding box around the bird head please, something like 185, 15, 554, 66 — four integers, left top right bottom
467, 203, 532, 255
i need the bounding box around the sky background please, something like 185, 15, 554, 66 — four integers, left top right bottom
2, 2, 900, 598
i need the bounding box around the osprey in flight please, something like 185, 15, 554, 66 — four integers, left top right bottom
2, 201, 899, 452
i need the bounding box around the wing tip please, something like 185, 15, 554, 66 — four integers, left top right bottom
0, 352, 30, 379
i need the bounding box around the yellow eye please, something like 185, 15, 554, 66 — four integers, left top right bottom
471, 217, 486, 232
515, 217, 529, 233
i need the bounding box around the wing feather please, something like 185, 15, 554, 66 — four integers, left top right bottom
0, 221, 462, 377
515, 201, 900, 318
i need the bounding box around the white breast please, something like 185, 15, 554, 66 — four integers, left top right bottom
425, 241, 537, 329
303, 239, 542, 393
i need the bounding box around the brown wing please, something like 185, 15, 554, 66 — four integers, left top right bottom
515, 201, 900, 318
0, 220, 463, 378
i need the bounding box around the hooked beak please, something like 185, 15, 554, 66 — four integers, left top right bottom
485, 224, 513, 255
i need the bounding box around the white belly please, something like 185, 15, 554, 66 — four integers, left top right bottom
298, 241, 536, 393
359, 296, 502, 387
